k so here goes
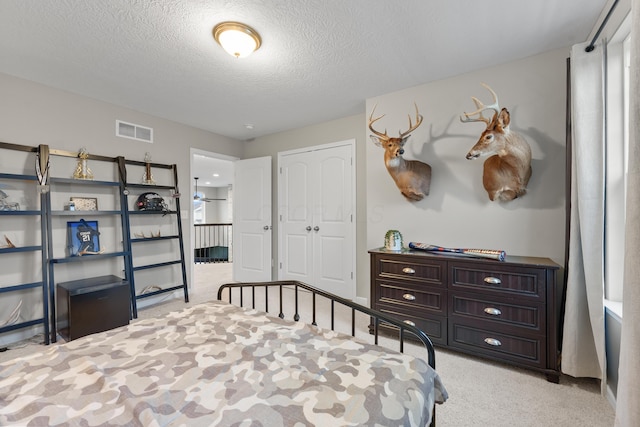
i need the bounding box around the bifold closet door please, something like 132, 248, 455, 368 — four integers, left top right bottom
279, 144, 354, 300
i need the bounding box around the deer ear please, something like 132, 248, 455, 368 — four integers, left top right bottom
498, 108, 511, 129
400, 136, 410, 145
370, 135, 384, 147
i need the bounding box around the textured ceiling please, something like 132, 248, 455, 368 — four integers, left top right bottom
0, 0, 608, 141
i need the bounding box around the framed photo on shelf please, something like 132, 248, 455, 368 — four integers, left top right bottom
67, 219, 101, 256
70, 197, 98, 211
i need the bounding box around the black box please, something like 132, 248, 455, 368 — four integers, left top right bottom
57, 275, 130, 341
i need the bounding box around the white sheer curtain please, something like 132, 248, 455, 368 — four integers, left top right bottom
561, 43, 606, 381
615, 1, 640, 424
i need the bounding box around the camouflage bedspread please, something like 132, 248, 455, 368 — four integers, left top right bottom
0, 300, 447, 426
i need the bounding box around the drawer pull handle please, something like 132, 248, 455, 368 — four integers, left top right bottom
484, 337, 502, 347
484, 307, 502, 316
403, 293, 416, 301
402, 267, 416, 275
484, 276, 501, 285
403, 320, 416, 327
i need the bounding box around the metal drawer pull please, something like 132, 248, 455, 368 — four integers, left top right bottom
484, 276, 501, 285
484, 307, 502, 316
402, 293, 416, 301
402, 267, 416, 275
403, 320, 416, 327
484, 338, 502, 346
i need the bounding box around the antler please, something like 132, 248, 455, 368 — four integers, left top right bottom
369, 103, 423, 140
399, 103, 423, 138
460, 83, 501, 124
368, 104, 389, 139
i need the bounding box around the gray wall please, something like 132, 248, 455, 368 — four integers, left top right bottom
366, 48, 567, 267
0, 44, 569, 304
249, 47, 569, 300
202, 186, 231, 223
0, 72, 243, 290
244, 114, 368, 292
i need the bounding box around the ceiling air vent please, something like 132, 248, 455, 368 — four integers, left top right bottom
116, 120, 153, 143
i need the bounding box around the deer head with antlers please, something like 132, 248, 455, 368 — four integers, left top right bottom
369, 104, 432, 202
460, 83, 532, 202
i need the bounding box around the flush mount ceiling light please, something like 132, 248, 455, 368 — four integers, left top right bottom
213, 21, 261, 58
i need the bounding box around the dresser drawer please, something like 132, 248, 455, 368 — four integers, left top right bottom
378, 280, 446, 314
376, 304, 447, 345
450, 263, 546, 299
450, 293, 545, 332
449, 320, 545, 368
376, 256, 446, 286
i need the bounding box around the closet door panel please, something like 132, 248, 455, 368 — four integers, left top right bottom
280, 154, 313, 283
313, 145, 353, 299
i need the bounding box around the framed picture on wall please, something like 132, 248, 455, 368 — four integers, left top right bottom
67, 219, 102, 256
70, 197, 98, 211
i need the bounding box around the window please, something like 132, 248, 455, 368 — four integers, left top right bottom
194, 200, 205, 224
604, 15, 630, 307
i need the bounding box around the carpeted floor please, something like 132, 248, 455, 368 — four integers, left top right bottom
0, 263, 616, 426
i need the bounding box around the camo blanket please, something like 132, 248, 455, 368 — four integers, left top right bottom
0, 300, 447, 426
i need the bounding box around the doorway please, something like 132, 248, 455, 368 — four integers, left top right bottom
190, 148, 237, 293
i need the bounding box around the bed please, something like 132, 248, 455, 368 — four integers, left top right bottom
0, 280, 447, 426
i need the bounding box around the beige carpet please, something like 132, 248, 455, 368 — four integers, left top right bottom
1, 263, 615, 426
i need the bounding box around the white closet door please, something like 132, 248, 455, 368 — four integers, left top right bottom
312, 144, 353, 299
279, 151, 314, 283
278, 142, 355, 300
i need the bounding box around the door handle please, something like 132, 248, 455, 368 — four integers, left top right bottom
306, 226, 312, 231
313, 226, 320, 231
263, 225, 271, 230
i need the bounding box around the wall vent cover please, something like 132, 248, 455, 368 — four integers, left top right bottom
116, 120, 153, 143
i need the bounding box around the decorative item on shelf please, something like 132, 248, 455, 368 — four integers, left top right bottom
67, 219, 104, 256
0, 235, 16, 249
135, 192, 169, 213
384, 230, 403, 251
0, 300, 22, 327
134, 230, 161, 239
460, 83, 532, 202
408, 242, 506, 261
369, 104, 432, 202
0, 189, 20, 211
70, 197, 98, 211
139, 285, 163, 295
36, 144, 50, 193
141, 152, 156, 185
72, 147, 94, 180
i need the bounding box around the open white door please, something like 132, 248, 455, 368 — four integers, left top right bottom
233, 156, 272, 282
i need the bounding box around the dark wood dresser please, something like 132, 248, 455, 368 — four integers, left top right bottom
369, 248, 562, 382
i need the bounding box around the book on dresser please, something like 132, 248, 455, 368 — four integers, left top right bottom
369, 248, 562, 383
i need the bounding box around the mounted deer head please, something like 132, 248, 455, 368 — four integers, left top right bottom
369, 104, 432, 201
460, 83, 532, 202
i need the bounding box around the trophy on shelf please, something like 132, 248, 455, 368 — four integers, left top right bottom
73, 147, 94, 180
0, 235, 16, 249
142, 152, 156, 185
0, 189, 20, 211
36, 144, 50, 193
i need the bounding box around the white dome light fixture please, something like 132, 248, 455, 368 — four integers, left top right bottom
213, 21, 261, 58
